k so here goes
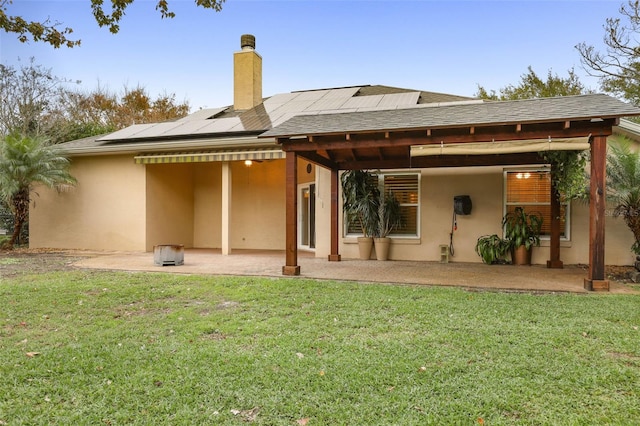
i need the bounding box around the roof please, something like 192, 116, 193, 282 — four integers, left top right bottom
261, 94, 640, 138
92, 85, 474, 143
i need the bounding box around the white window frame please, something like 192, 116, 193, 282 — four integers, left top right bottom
503, 167, 571, 241
344, 171, 420, 239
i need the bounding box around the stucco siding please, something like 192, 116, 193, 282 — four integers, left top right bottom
335, 166, 638, 265
193, 163, 222, 248
230, 160, 285, 250
29, 155, 146, 251
145, 163, 195, 251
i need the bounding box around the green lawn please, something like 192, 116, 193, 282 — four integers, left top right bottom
1, 269, 639, 425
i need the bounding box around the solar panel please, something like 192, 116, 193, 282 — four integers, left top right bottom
342, 95, 384, 109
378, 92, 420, 108
97, 124, 156, 141
177, 107, 228, 122
191, 117, 243, 134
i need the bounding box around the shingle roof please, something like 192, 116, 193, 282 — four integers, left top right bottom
260, 94, 640, 138
93, 85, 473, 143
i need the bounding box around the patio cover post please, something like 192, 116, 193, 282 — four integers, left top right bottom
547, 162, 563, 268
283, 151, 301, 275
221, 161, 232, 256
328, 168, 341, 261
584, 135, 609, 291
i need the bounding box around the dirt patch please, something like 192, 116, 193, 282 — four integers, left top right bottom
606, 265, 640, 284
0, 248, 93, 278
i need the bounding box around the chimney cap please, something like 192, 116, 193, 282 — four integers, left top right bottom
240, 34, 256, 50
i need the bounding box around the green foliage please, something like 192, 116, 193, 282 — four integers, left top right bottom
607, 138, 640, 254
475, 234, 510, 264
475, 66, 590, 100
376, 190, 404, 238
0, 133, 75, 248
541, 150, 590, 201
2, 270, 640, 424
577, 1, 640, 106
502, 207, 543, 251
1, 0, 226, 48
1, 59, 190, 143
341, 170, 380, 237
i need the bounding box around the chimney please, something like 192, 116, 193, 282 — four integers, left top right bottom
234, 34, 262, 111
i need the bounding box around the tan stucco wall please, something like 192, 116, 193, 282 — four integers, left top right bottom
229, 160, 286, 249
29, 155, 147, 251
193, 163, 222, 248
335, 166, 638, 265
145, 163, 195, 251
29, 150, 637, 266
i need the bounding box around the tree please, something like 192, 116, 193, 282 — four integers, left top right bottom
1, 59, 190, 143
476, 66, 592, 204
606, 138, 640, 254
0, 133, 76, 249
45, 85, 190, 143
475, 66, 590, 100
0, 58, 78, 137
576, 1, 640, 106
1, 0, 226, 48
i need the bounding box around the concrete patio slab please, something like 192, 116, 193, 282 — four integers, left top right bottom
72, 249, 638, 294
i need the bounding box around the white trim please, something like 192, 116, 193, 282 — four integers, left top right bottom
503, 167, 571, 241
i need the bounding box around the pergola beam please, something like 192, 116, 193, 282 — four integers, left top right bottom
275, 107, 624, 291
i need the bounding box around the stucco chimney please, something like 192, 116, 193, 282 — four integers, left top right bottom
234, 34, 262, 111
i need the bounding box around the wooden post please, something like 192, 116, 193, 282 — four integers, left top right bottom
328, 168, 341, 261
283, 152, 301, 275
584, 135, 609, 291
547, 162, 563, 268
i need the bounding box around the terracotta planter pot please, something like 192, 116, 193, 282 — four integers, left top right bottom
374, 237, 391, 261
511, 245, 532, 265
357, 237, 373, 260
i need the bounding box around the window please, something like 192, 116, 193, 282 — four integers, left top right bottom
345, 172, 420, 237
504, 169, 569, 239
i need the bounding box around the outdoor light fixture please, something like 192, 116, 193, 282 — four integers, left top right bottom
244, 160, 253, 166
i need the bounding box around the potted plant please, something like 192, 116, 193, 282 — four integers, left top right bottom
475, 234, 510, 264
502, 206, 543, 265
373, 191, 404, 260
341, 170, 380, 259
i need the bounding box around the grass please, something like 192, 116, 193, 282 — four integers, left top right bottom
1, 270, 639, 425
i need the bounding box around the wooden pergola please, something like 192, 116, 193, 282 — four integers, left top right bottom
260, 94, 640, 291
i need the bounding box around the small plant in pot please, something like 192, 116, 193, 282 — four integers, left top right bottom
374, 191, 404, 260
502, 206, 543, 265
341, 170, 380, 259
475, 234, 510, 264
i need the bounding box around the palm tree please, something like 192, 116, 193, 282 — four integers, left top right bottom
607, 138, 640, 254
0, 133, 76, 249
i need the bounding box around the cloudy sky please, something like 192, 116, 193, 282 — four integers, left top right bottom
0, 0, 623, 111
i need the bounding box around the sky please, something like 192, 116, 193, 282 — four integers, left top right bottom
0, 0, 625, 112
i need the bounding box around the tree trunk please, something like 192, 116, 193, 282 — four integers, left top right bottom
8, 188, 29, 249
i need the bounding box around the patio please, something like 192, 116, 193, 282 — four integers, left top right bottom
72, 249, 638, 294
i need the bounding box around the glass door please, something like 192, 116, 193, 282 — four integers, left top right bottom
299, 183, 316, 250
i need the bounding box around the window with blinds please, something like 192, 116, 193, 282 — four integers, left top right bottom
345, 173, 420, 237
505, 170, 569, 238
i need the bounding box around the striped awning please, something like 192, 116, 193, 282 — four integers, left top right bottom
134, 148, 286, 164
